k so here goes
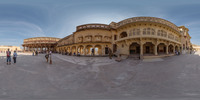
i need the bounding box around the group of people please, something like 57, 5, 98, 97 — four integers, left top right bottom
5, 47, 113, 65
32, 50, 38, 56
6, 49, 17, 65
45, 51, 52, 63
175, 51, 180, 55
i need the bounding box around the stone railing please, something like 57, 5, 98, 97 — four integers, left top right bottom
24, 40, 57, 44
24, 37, 60, 44
118, 31, 181, 43
112, 17, 179, 32
76, 24, 110, 31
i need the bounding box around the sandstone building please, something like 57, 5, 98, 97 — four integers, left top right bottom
192, 44, 200, 51
22, 17, 192, 57
0, 45, 22, 53
22, 37, 60, 53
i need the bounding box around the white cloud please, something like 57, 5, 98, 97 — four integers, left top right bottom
0, 20, 45, 37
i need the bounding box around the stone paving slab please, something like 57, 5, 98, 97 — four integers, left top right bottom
143, 58, 164, 62
0, 53, 200, 99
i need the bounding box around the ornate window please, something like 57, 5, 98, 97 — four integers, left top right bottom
168, 33, 174, 40
163, 31, 167, 37
129, 28, 140, 36
175, 36, 179, 41
133, 29, 136, 35
143, 28, 154, 35
137, 29, 140, 35
147, 28, 150, 35
151, 29, 155, 35
120, 32, 127, 38
161, 30, 164, 37
157, 30, 167, 37
143, 29, 146, 35
114, 35, 117, 40
129, 30, 132, 36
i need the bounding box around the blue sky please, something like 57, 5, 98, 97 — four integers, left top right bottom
0, 0, 200, 47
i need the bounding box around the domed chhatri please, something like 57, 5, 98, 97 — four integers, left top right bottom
22, 17, 192, 58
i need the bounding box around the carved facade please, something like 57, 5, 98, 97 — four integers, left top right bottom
22, 17, 192, 57
57, 24, 112, 55
0, 46, 21, 53
22, 37, 60, 52
56, 17, 192, 57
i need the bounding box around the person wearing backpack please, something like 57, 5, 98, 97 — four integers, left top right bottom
13, 51, 17, 64
45, 52, 49, 62
6, 49, 11, 65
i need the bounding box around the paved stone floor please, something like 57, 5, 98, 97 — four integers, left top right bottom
0, 52, 200, 100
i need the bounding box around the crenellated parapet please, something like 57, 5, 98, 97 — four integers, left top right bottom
76, 24, 110, 32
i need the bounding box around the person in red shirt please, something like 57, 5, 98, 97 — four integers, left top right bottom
6, 49, 11, 65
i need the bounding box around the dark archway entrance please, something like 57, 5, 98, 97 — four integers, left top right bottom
143, 42, 154, 54
157, 43, 166, 54
129, 43, 140, 54
105, 46, 109, 54
168, 44, 174, 54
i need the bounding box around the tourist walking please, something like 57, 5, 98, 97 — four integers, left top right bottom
45, 52, 49, 62
49, 51, 52, 64
32, 50, 35, 56
13, 51, 17, 64
6, 49, 11, 65
77, 52, 80, 56
35, 51, 38, 56
91, 48, 94, 56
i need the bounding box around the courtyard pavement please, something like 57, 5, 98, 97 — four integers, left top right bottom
0, 52, 200, 100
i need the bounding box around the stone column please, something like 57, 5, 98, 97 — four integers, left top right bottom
140, 43, 143, 56
102, 45, 105, 55
154, 44, 158, 56
40, 47, 42, 52
70, 47, 72, 53
166, 45, 169, 54
76, 46, 78, 55
64, 47, 66, 53
83, 46, 86, 55
173, 45, 175, 54
181, 44, 183, 54
23, 46, 25, 52
180, 46, 182, 54
154, 40, 158, 56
